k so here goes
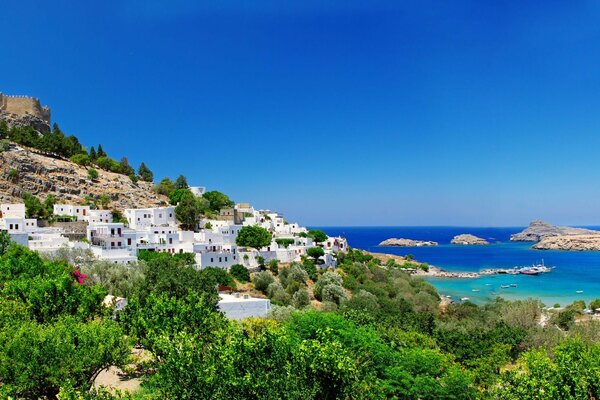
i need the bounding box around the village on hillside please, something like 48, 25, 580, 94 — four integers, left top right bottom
0, 193, 347, 319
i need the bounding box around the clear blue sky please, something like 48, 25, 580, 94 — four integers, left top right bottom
2, 1, 600, 226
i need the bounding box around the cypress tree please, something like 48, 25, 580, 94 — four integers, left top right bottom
89, 146, 96, 160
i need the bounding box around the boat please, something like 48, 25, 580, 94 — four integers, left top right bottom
510, 284, 517, 287
500, 285, 510, 289
461, 297, 470, 301
472, 289, 480, 292
485, 283, 492, 286
576, 290, 584, 293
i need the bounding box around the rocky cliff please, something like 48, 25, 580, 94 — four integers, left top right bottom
0, 145, 168, 210
510, 220, 599, 242
533, 235, 600, 251
451, 234, 489, 245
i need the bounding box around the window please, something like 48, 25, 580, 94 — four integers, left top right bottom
15, 224, 18, 230
127, 238, 132, 246
169, 238, 173, 244
9, 224, 13, 230
211, 258, 214, 262
225, 257, 228, 262
219, 257, 222, 262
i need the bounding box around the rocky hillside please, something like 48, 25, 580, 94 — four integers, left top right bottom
510, 220, 599, 242
0, 145, 168, 210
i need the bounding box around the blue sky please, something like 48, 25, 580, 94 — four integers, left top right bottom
2, 1, 600, 226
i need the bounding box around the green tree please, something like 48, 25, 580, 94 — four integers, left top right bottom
307, 229, 328, 244
98, 194, 110, 210
97, 144, 106, 158
229, 264, 250, 282
138, 162, 153, 182
87, 167, 98, 180
268, 259, 279, 275
175, 190, 202, 230
252, 271, 275, 292
236, 226, 272, 250
313, 271, 344, 301
119, 156, 134, 176
155, 177, 175, 196
292, 288, 311, 308
0, 317, 130, 399
89, 146, 97, 160
590, 298, 600, 311
22, 192, 46, 219
175, 174, 189, 189
203, 190, 234, 212
306, 247, 325, 263
169, 188, 192, 205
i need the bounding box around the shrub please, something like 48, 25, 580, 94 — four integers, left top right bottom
272, 289, 291, 305
266, 282, 283, 298
253, 271, 275, 292
314, 271, 344, 301
292, 288, 310, 309
230, 264, 250, 283
87, 168, 98, 180
70, 153, 90, 166
322, 284, 347, 305
268, 259, 279, 275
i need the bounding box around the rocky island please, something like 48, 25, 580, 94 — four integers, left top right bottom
510, 220, 599, 242
451, 234, 489, 245
378, 238, 438, 247
533, 234, 600, 251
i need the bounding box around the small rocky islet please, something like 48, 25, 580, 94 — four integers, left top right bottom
378, 238, 438, 247
450, 234, 489, 245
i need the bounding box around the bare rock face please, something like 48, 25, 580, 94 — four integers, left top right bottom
378, 238, 438, 247
0, 146, 168, 210
533, 235, 600, 251
451, 234, 489, 245
510, 220, 599, 242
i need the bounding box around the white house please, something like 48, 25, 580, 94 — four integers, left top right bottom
0, 203, 25, 218
125, 206, 176, 230
53, 204, 90, 221
218, 293, 271, 320
88, 209, 113, 224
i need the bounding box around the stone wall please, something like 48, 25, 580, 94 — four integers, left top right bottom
0, 93, 51, 134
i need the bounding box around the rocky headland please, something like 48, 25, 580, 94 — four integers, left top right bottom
378, 238, 438, 247
451, 234, 489, 245
510, 220, 599, 242
532, 235, 600, 251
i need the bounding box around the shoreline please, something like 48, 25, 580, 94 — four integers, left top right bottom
363, 250, 480, 278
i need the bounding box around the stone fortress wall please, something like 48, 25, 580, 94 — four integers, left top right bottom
0, 92, 51, 124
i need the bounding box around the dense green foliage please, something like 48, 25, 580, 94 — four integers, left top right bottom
203, 190, 234, 212
307, 229, 328, 244
1, 237, 599, 399
236, 225, 272, 249
0, 243, 129, 398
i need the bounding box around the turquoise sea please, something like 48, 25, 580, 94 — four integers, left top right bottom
315, 226, 600, 306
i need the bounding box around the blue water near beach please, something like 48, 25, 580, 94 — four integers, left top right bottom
314, 226, 600, 306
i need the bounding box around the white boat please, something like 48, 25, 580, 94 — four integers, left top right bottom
500, 285, 510, 289
472, 289, 480, 292
510, 284, 517, 287
461, 297, 470, 301
576, 290, 584, 293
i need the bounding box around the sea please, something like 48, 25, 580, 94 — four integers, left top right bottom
314, 226, 600, 307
